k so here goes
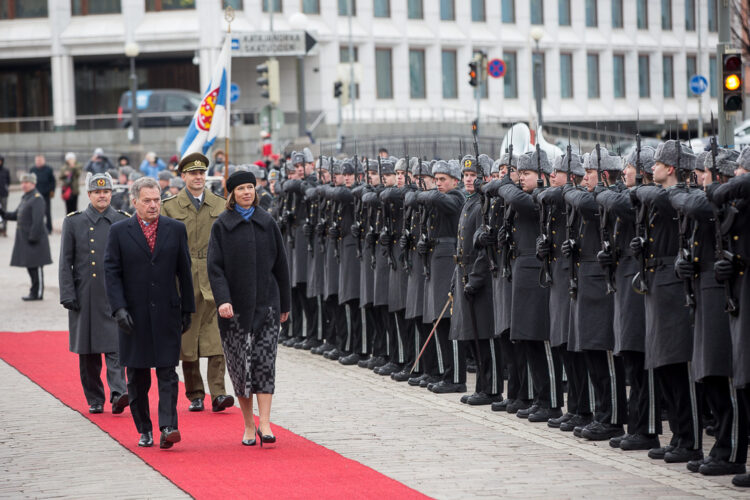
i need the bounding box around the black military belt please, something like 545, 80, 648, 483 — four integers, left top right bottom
513, 247, 537, 257
434, 237, 457, 243
578, 256, 599, 263
645, 256, 676, 269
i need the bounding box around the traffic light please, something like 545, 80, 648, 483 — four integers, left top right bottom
334, 81, 342, 98
256, 59, 280, 105
722, 52, 743, 112
468, 61, 478, 87
334, 80, 350, 105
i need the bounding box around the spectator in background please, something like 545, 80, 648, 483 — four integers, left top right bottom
117, 166, 133, 186
208, 150, 226, 176
158, 170, 173, 199
59, 152, 82, 214
0, 154, 9, 237
168, 176, 184, 196
86, 148, 114, 175
30, 155, 56, 234
167, 155, 180, 175
139, 152, 166, 179
117, 155, 130, 167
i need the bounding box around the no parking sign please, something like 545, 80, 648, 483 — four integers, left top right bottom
487, 59, 506, 79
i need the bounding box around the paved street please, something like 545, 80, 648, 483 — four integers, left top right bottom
0, 189, 746, 499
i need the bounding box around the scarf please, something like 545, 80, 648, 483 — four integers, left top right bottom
235, 204, 255, 221
137, 215, 159, 252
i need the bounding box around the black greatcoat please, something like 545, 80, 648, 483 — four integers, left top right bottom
564, 185, 615, 351
358, 186, 378, 307
104, 216, 195, 368
498, 182, 550, 342
536, 186, 572, 348
483, 179, 512, 336
321, 186, 340, 300
382, 186, 409, 313
6, 189, 52, 268
633, 184, 693, 370
207, 208, 291, 336
334, 186, 361, 304
404, 190, 426, 320
450, 193, 494, 341
418, 188, 464, 323
304, 185, 324, 298
367, 187, 390, 307
596, 188, 646, 354
670, 188, 733, 381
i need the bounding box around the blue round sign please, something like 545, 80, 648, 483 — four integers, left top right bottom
230, 83, 240, 103
487, 59, 506, 79
689, 75, 708, 95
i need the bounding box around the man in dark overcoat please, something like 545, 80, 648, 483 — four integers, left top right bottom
1, 173, 52, 300
30, 155, 56, 234
104, 176, 194, 449
59, 173, 129, 414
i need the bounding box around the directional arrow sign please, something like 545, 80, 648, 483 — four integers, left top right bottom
231, 31, 317, 57
689, 75, 708, 95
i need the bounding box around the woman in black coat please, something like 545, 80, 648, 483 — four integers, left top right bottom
207, 170, 290, 447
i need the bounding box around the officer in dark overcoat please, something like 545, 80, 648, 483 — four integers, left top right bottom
59, 172, 129, 414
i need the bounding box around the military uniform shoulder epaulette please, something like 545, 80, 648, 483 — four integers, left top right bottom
66, 210, 82, 217
206, 190, 226, 201
117, 210, 132, 217
34, 193, 41, 198
162, 194, 177, 203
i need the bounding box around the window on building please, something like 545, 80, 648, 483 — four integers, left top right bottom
685, 0, 695, 31
661, 0, 671, 30
558, 0, 570, 26
442, 50, 457, 99
72, 0, 121, 14
338, 0, 356, 16
686, 55, 697, 95
638, 54, 650, 97
502, 0, 515, 23
471, 0, 485, 22
339, 46, 360, 98
146, 0, 195, 10
708, 0, 717, 32
0, 0, 48, 17
709, 55, 717, 97
223, 0, 243, 10
531, 0, 544, 24
585, 0, 597, 27
532, 52, 546, 98
611, 0, 623, 28
302, 0, 319, 14
0, 62, 52, 122
613, 54, 625, 98
375, 48, 393, 99
662, 55, 673, 98
637, 0, 648, 29
373, 0, 389, 17
440, 0, 454, 20
587, 53, 600, 98
407, 0, 423, 19
410, 49, 426, 99
560, 53, 573, 99
504, 51, 518, 98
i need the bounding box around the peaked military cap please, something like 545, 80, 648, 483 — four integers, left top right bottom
179, 152, 209, 174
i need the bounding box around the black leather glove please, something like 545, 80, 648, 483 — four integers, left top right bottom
416, 240, 429, 256
674, 257, 696, 280
328, 225, 340, 239
630, 236, 645, 257
596, 250, 614, 269
496, 226, 508, 247
398, 233, 411, 250
365, 231, 378, 246
61, 299, 80, 312
181, 312, 192, 334
114, 308, 134, 335
379, 229, 390, 245
714, 258, 735, 283
0, 207, 4, 218
536, 235, 551, 260
302, 222, 314, 237
561, 239, 575, 258
705, 183, 719, 205
315, 221, 326, 236
463, 283, 478, 297
350, 223, 362, 239
476, 228, 495, 249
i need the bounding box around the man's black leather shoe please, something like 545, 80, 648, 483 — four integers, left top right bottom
664, 447, 703, 463
699, 459, 746, 476
620, 433, 660, 451
212, 395, 234, 412
282, 337, 300, 347
548, 412, 574, 428
160, 427, 181, 449
22, 294, 43, 301
324, 348, 343, 360
299, 337, 321, 350
582, 422, 624, 441
491, 398, 512, 412
420, 375, 441, 388
560, 414, 592, 432
408, 373, 429, 386
338, 353, 366, 365
375, 362, 401, 376
732, 473, 750, 487
89, 403, 103, 414
188, 398, 204, 412
528, 407, 562, 423
363, 356, 387, 370
391, 369, 413, 382
356, 356, 371, 368
610, 433, 629, 448
138, 431, 153, 447
506, 399, 531, 414
648, 445, 675, 460
687, 457, 708, 473
312, 343, 336, 355
112, 393, 129, 414
429, 381, 467, 394
516, 404, 539, 419
467, 392, 502, 406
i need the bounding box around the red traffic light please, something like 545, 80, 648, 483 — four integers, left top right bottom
724, 54, 742, 72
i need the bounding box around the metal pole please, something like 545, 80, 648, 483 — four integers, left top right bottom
697, 0, 703, 138
297, 55, 306, 138
348, 0, 356, 139
534, 41, 543, 132
129, 56, 139, 144
718, 0, 734, 146
337, 94, 343, 152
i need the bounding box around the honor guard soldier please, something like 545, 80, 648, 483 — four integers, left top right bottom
630, 140, 703, 463
59, 172, 129, 414
162, 152, 234, 413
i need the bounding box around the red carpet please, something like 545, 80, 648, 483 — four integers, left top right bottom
0, 331, 429, 499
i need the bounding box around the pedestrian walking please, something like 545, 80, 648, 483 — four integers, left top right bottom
59, 152, 82, 214
207, 170, 291, 447
85, 148, 114, 175
0, 154, 9, 237
30, 155, 55, 234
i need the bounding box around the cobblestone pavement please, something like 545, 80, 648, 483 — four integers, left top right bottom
0, 190, 746, 499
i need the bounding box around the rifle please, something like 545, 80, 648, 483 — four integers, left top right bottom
536, 143, 552, 287
595, 143, 616, 294
674, 143, 696, 312
565, 127, 578, 298
472, 122, 497, 277
500, 134, 515, 280
631, 117, 649, 295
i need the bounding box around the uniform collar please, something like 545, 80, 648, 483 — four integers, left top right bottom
85, 203, 116, 223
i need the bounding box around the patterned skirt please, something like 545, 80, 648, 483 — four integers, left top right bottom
220, 307, 280, 397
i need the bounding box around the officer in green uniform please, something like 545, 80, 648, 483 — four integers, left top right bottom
162, 152, 234, 413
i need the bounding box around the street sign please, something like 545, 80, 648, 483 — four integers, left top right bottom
230, 83, 240, 103
690, 75, 708, 95
231, 31, 317, 57
487, 58, 505, 79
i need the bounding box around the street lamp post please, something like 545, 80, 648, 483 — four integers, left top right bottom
124, 42, 140, 144
530, 27, 544, 135
289, 12, 309, 140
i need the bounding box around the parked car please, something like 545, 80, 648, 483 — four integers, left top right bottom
734, 119, 750, 147
117, 89, 202, 128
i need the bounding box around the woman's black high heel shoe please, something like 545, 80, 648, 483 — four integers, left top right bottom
242, 428, 257, 446
256, 428, 276, 448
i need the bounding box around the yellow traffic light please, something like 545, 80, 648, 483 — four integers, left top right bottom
725, 74, 741, 91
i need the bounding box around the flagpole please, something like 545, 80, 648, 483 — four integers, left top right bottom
223, 6, 234, 197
